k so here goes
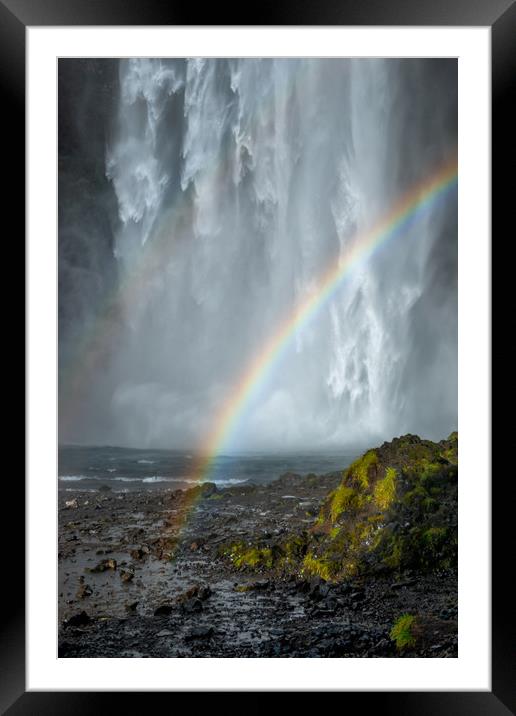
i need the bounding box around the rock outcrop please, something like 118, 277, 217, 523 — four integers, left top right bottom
220, 432, 458, 583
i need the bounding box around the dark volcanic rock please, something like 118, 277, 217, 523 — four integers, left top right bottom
76, 583, 93, 599
153, 605, 173, 616
88, 558, 117, 573
391, 579, 417, 590
65, 611, 90, 628
186, 584, 212, 601
184, 626, 214, 641
58, 433, 457, 658
189, 482, 218, 499
181, 598, 203, 614
130, 545, 150, 560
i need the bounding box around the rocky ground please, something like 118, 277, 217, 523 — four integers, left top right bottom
58, 460, 458, 658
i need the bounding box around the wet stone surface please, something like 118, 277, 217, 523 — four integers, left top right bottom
58, 473, 457, 658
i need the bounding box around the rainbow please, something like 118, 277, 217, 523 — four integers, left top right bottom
185, 155, 458, 503
61, 151, 457, 540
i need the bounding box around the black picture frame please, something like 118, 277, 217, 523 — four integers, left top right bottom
3, 0, 512, 711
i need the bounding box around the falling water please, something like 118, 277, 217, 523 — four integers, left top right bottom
60, 58, 457, 451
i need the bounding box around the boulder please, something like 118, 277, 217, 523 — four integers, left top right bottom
154, 604, 173, 616
184, 626, 214, 641
76, 583, 93, 599
64, 611, 90, 628
88, 558, 117, 573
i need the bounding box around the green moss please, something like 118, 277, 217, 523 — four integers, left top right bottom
305, 517, 382, 580
328, 485, 363, 522
221, 534, 310, 574
407, 444, 432, 462
221, 434, 457, 583
441, 447, 458, 465
301, 552, 335, 581
422, 497, 438, 512
420, 527, 449, 563
374, 467, 397, 509
328, 483, 370, 523
390, 614, 417, 650
278, 533, 309, 568
346, 520, 374, 551
221, 542, 274, 570
346, 450, 378, 489
382, 534, 403, 569
234, 583, 256, 593
429, 486, 443, 496
420, 461, 441, 479
402, 484, 427, 507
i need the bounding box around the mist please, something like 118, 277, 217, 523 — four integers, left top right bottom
58, 58, 457, 452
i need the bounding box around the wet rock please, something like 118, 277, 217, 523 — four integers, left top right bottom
429, 643, 444, 651
151, 536, 179, 560
98, 484, 112, 492
120, 649, 144, 657
181, 598, 203, 614
197, 585, 212, 601
184, 625, 214, 641
320, 596, 337, 612
76, 583, 93, 599
179, 584, 212, 602
276, 472, 302, 488
154, 604, 173, 616
120, 569, 135, 583
372, 637, 392, 656
188, 483, 218, 500
391, 579, 416, 590
57, 435, 458, 658
130, 545, 150, 560
234, 579, 270, 592
335, 582, 352, 595
88, 558, 117, 573
306, 579, 330, 601
64, 611, 90, 628
439, 608, 455, 621
58, 641, 73, 657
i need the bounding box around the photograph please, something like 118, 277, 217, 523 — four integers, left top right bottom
1, 0, 505, 702
57, 57, 459, 659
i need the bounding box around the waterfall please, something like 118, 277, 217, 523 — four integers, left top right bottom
67, 58, 457, 450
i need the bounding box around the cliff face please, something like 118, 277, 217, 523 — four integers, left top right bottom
58, 60, 122, 441
222, 433, 458, 582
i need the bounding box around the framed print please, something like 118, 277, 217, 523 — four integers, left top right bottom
3, 0, 513, 710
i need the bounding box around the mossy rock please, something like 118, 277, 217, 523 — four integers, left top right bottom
219, 433, 458, 582
390, 614, 418, 650
219, 542, 274, 570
